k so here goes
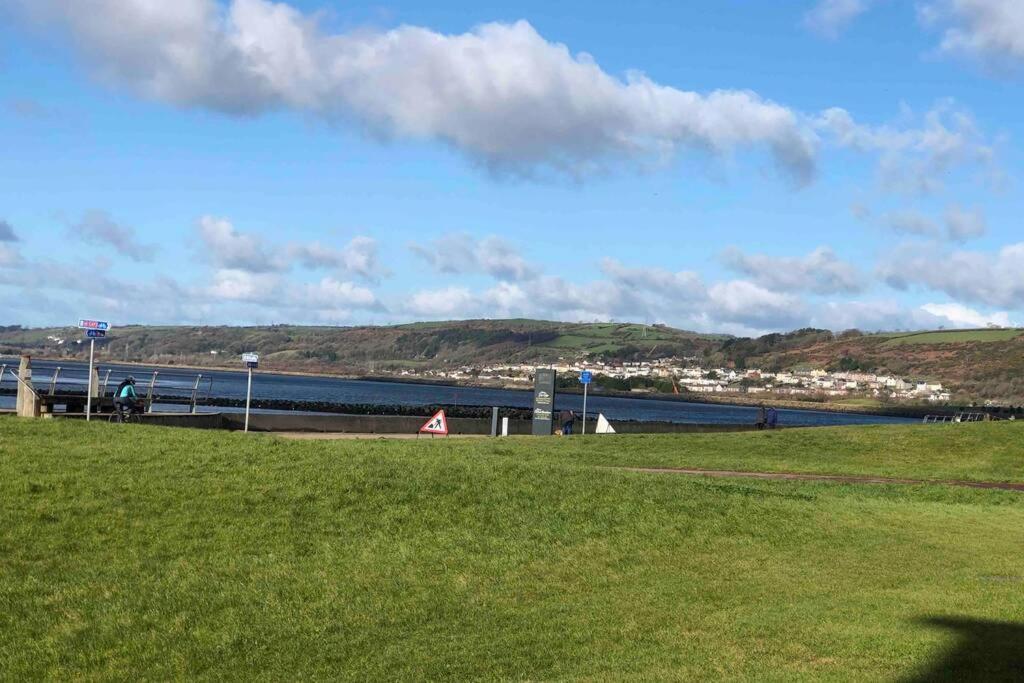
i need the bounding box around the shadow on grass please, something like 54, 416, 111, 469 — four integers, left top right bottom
905, 617, 1024, 682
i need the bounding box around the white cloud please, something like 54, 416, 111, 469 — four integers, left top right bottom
600, 259, 707, 301
206, 268, 282, 302
815, 102, 997, 195
944, 204, 987, 240
922, 0, 1024, 65
10, 0, 818, 183
808, 299, 1016, 331
198, 216, 383, 280
0, 244, 23, 268
708, 280, 808, 329
883, 210, 940, 237
879, 242, 1024, 307
721, 246, 865, 294
68, 210, 156, 262
404, 286, 481, 318
880, 205, 986, 241
410, 234, 539, 281
804, 0, 872, 38
299, 277, 378, 309
921, 302, 1013, 327
288, 236, 385, 282
197, 216, 284, 273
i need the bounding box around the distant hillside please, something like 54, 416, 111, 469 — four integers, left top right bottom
0, 320, 721, 373
711, 327, 1024, 401
2, 322, 1021, 402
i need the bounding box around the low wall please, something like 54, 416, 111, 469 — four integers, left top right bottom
51, 411, 770, 434
220, 413, 762, 435
135, 413, 229, 430
221, 413, 536, 435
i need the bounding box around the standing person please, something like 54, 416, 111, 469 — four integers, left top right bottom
559, 408, 575, 436
767, 407, 779, 429
756, 405, 767, 430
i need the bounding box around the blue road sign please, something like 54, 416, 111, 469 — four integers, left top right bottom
86, 329, 106, 338
580, 370, 592, 385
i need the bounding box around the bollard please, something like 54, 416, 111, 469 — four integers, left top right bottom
15, 356, 40, 418
89, 365, 100, 398
490, 407, 499, 437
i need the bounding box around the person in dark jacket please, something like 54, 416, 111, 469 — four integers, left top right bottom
756, 405, 767, 430
114, 376, 138, 418
766, 407, 779, 429
559, 409, 575, 435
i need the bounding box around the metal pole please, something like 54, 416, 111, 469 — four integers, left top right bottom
49, 367, 61, 396
147, 372, 158, 413
244, 367, 253, 433
86, 339, 95, 421
190, 375, 201, 414
582, 381, 588, 435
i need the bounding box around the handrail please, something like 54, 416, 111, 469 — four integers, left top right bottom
49, 367, 61, 396
6, 368, 40, 399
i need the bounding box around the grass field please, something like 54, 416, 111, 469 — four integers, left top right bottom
2, 418, 1023, 680
881, 329, 1023, 346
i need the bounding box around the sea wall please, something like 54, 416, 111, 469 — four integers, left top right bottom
63, 411, 764, 434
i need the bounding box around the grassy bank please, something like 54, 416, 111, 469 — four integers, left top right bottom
1, 418, 1023, 680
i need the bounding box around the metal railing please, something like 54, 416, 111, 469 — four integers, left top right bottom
923, 412, 988, 424
5, 365, 215, 414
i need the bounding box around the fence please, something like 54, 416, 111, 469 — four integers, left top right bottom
922, 412, 988, 424
1, 363, 215, 414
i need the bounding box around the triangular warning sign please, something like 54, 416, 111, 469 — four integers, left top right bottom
595, 413, 616, 434
419, 409, 449, 435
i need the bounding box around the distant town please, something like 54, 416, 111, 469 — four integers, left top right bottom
397, 357, 953, 404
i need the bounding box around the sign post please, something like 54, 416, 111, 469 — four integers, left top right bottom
532, 368, 557, 436
579, 370, 592, 435
420, 409, 449, 437
78, 320, 110, 421
242, 353, 259, 432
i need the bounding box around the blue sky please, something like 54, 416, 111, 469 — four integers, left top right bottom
1, 0, 1022, 334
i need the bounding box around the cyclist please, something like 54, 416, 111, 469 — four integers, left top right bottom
114, 376, 138, 420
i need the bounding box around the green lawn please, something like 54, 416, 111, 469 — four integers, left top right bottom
2, 418, 1023, 680
881, 328, 1023, 346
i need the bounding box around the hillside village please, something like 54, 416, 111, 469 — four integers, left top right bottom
10, 321, 1022, 405
409, 358, 953, 404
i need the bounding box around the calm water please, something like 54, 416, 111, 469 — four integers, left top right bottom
1, 357, 917, 427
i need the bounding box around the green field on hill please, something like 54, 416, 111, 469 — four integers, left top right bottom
2, 418, 1023, 680
881, 329, 1024, 346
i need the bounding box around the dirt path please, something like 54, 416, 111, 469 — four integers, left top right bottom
616, 467, 1024, 492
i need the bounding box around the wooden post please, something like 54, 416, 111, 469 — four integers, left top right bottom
15, 356, 40, 418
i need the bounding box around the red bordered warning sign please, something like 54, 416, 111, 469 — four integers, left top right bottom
419, 409, 449, 435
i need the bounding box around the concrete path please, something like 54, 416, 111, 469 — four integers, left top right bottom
617, 467, 1024, 492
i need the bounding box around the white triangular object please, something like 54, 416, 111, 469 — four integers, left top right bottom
420, 410, 449, 435
595, 413, 615, 434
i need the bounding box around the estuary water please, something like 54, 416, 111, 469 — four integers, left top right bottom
0, 357, 917, 427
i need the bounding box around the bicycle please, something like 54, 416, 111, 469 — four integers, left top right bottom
109, 402, 143, 424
